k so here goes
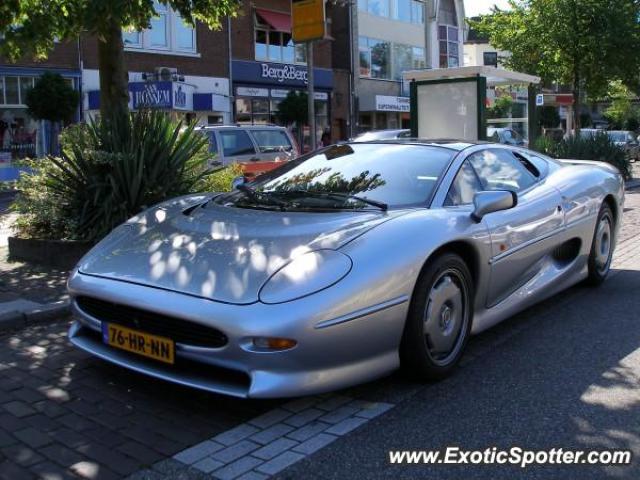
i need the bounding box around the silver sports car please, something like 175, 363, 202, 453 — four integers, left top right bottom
68, 140, 624, 398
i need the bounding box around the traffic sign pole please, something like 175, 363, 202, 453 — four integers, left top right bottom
307, 42, 316, 150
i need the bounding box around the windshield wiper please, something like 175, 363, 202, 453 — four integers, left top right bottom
325, 192, 388, 211
269, 190, 388, 211
236, 184, 289, 209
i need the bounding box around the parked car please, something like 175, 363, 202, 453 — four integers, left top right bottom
353, 129, 411, 142
68, 140, 623, 398
487, 127, 526, 146
576, 129, 639, 162
196, 125, 299, 176
607, 130, 639, 163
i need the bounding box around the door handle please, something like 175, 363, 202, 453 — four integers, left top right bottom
249, 157, 260, 162
557, 205, 563, 212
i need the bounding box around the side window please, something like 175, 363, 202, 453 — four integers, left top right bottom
445, 160, 483, 206
250, 130, 292, 153
219, 130, 256, 157
468, 149, 537, 193
207, 132, 218, 155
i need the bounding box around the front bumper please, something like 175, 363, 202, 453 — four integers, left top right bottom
68, 271, 407, 398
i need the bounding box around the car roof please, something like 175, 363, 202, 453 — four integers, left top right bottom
347, 138, 489, 151
196, 124, 288, 131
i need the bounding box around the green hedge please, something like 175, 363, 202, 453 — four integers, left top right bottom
533, 132, 631, 179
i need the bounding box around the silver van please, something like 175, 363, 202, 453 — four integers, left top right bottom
196, 125, 298, 168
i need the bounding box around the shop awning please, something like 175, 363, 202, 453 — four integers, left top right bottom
256, 9, 291, 33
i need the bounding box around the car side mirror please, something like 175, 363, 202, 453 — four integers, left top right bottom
232, 176, 246, 190
472, 190, 517, 222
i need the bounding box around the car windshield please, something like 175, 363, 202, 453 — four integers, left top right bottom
608, 131, 632, 142
215, 143, 454, 211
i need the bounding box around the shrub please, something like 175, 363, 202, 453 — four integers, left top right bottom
533, 131, 631, 179
195, 163, 244, 193
12, 110, 212, 242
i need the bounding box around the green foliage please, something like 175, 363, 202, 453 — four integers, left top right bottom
0, 0, 240, 61
276, 91, 309, 126
603, 80, 640, 130
471, 0, 640, 126
12, 110, 212, 241
487, 95, 513, 119
24, 72, 80, 123
533, 132, 631, 179
195, 163, 244, 193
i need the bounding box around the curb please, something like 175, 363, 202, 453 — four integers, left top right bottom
626, 179, 640, 190
0, 300, 70, 333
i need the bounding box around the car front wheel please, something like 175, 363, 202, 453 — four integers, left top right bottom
586, 203, 615, 286
400, 253, 474, 380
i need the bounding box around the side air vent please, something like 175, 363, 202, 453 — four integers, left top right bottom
552, 238, 581, 265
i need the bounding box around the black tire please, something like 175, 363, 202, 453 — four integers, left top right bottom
400, 253, 474, 380
586, 203, 615, 286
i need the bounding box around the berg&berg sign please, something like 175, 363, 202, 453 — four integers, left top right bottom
261, 63, 308, 84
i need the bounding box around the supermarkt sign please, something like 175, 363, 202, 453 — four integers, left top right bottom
292, 0, 326, 42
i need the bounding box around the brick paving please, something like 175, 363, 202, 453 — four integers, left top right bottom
127, 397, 393, 480
0, 320, 277, 479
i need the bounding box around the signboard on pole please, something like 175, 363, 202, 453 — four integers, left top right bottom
291, 0, 326, 42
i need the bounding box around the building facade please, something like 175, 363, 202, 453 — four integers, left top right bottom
0, 41, 82, 161
352, 0, 465, 132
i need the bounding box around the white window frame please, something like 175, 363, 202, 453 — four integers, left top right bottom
0, 75, 36, 107
254, 14, 306, 65
123, 6, 198, 56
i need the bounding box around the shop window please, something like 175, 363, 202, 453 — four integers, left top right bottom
359, 37, 390, 79
122, 2, 196, 54
438, 24, 460, 68
361, 38, 424, 80
219, 130, 256, 157
255, 14, 305, 65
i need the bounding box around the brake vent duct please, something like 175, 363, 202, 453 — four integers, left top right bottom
552, 238, 581, 265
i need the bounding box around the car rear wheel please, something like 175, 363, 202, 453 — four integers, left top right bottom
586, 203, 615, 286
400, 253, 473, 380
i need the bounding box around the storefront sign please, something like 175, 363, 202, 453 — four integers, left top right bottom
261, 63, 308, 84
375, 95, 410, 112
130, 81, 172, 109
270, 88, 328, 100
103, 81, 197, 110
236, 87, 269, 97
232, 60, 333, 89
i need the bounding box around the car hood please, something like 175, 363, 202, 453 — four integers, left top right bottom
78, 195, 403, 304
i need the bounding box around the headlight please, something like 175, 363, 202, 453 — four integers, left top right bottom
259, 250, 352, 304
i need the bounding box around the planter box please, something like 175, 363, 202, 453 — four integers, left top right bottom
8, 237, 94, 270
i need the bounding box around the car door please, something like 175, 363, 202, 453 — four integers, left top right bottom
466, 148, 565, 307
217, 129, 259, 166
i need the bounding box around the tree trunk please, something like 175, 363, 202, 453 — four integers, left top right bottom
97, 20, 129, 120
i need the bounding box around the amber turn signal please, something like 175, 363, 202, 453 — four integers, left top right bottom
252, 337, 297, 350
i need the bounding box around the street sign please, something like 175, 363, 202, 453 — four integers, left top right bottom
291, 0, 326, 42
536, 93, 574, 107
536, 94, 544, 106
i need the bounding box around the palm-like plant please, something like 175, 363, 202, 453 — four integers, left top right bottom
16, 110, 210, 242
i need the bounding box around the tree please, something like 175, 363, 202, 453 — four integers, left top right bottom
277, 91, 308, 148
25, 72, 80, 154
0, 0, 239, 120
603, 80, 639, 130
472, 0, 640, 131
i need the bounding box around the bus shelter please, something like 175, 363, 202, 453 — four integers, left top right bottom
403, 66, 541, 144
